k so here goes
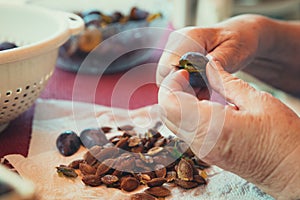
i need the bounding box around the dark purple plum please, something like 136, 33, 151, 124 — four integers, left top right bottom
110, 11, 124, 23
56, 131, 81, 156
177, 52, 209, 88
129, 7, 149, 20
80, 128, 109, 148
0, 181, 13, 196
0, 42, 17, 51
82, 9, 102, 17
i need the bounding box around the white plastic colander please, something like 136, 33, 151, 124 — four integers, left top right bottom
0, 3, 84, 132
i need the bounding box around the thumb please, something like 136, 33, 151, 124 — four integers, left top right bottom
206, 59, 258, 111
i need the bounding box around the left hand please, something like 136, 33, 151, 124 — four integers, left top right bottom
158, 59, 300, 200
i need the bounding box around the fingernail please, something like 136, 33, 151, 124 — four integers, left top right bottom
206, 54, 213, 61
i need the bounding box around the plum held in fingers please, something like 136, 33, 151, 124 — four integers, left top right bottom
176, 52, 209, 88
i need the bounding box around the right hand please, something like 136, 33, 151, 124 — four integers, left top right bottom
156, 14, 263, 85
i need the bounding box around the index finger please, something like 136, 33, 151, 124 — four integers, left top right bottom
156, 27, 207, 86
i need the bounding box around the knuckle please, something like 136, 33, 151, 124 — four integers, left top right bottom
224, 30, 240, 40
226, 77, 253, 92
223, 75, 242, 89
259, 91, 273, 100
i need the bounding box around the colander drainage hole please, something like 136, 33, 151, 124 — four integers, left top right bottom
23, 94, 27, 97
25, 86, 30, 90
16, 88, 22, 93
6, 91, 12, 96
4, 100, 9, 103
69, 17, 77, 21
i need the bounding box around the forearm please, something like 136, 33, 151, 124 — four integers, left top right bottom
243, 16, 300, 97
258, 17, 300, 65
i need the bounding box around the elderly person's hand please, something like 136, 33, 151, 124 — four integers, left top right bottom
157, 14, 300, 97
158, 59, 300, 200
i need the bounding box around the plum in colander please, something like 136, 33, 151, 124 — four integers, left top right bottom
0, 42, 17, 51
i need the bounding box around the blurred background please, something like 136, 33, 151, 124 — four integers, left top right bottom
5, 0, 299, 113
170, 0, 300, 114
172, 0, 300, 28
28, 0, 300, 113
13, 0, 300, 27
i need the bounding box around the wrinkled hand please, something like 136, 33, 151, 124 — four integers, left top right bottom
156, 15, 261, 86
156, 14, 300, 97
158, 60, 300, 200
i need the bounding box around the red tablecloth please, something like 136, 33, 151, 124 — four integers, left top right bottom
0, 65, 159, 158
